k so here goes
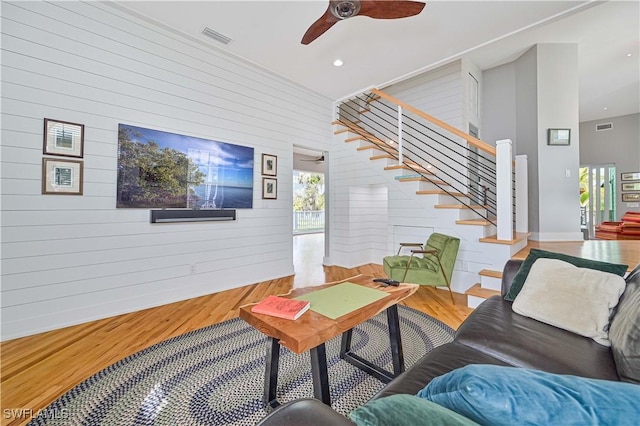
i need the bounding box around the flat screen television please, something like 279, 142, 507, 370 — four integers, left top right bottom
116, 124, 254, 209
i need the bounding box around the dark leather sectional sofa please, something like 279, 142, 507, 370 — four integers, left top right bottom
257, 259, 640, 425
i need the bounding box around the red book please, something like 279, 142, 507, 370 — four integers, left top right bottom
251, 295, 311, 320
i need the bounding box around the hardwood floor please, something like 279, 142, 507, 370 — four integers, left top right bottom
2, 235, 638, 426
514, 240, 640, 272
0, 263, 471, 426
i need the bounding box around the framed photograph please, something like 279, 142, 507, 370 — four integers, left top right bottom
621, 172, 640, 181
262, 153, 277, 176
43, 118, 84, 158
42, 158, 83, 195
622, 193, 640, 202
547, 128, 571, 146
262, 177, 277, 199
622, 183, 640, 191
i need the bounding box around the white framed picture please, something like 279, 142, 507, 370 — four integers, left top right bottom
262, 177, 277, 199
42, 158, 83, 195
44, 118, 84, 158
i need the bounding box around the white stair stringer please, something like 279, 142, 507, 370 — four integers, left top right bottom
331, 123, 527, 309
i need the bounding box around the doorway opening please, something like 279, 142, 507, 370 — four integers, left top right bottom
580, 164, 616, 239
292, 147, 327, 285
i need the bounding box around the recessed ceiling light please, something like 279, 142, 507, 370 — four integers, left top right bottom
333, 59, 344, 67
626, 53, 632, 57
603, 107, 608, 110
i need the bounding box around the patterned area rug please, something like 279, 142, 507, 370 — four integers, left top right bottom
29, 306, 454, 426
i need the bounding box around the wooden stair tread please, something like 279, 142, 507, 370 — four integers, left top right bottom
370, 154, 393, 160
479, 232, 531, 245
398, 176, 448, 186
357, 144, 397, 154
465, 283, 501, 299
417, 190, 468, 197
479, 269, 502, 279
435, 204, 486, 210
383, 164, 432, 173
345, 135, 367, 142
456, 219, 491, 226
334, 127, 350, 135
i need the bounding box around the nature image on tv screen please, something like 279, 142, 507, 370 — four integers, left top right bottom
117, 124, 254, 209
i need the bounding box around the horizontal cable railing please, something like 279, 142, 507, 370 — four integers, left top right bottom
338, 90, 501, 226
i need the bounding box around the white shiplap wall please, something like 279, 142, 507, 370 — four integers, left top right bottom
0, 1, 332, 340
386, 61, 464, 130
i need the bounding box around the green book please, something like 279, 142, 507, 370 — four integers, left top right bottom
294, 282, 388, 319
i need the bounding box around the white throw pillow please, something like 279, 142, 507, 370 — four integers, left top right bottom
512, 258, 626, 346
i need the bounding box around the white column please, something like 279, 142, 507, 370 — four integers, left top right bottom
515, 154, 528, 233
397, 105, 403, 165
496, 139, 513, 241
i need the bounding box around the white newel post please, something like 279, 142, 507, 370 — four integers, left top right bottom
515, 154, 528, 234
496, 139, 513, 241
397, 105, 403, 165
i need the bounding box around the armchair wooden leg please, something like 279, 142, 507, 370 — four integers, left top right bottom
446, 285, 455, 305
402, 254, 415, 282
435, 256, 455, 305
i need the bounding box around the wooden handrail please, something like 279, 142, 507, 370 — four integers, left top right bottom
371, 88, 497, 157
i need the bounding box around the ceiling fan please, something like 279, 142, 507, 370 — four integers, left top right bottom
301, 0, 426, 45
300, 154, 325, 163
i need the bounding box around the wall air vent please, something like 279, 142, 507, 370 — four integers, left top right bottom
202, 27, 231, 45
596, 122, 613, 131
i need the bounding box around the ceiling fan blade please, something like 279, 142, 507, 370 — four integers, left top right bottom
359, 0, 426, 19
301, 8, 340, 45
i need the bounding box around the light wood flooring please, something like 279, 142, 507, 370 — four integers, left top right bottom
513, 240, 640, 272
2, 237, 638, 426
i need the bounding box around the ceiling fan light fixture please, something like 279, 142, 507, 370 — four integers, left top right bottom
331, 1, 361, 19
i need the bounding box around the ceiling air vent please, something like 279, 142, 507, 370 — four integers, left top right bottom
596, 122, 613, 131
202, 27, 231, 45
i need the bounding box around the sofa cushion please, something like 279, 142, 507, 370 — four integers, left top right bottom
454, 296, 619, 380
512, 258, 626, 346
504, 248, 628, 301
417, 365, 640, 426
373, 341, 511, 399
609, 274, 640, 383
349, 394, 478, 426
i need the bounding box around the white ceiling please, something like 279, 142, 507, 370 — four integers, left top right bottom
116, 1, 639, 122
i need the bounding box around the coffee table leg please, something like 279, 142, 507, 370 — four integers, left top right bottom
264, 337, 280, 408
340, 328, 353, 356
387, 304, 405, 376
309, 343, 331, 405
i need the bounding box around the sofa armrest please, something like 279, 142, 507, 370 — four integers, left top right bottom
256, 399, 354, 426
501, 259, 524, 296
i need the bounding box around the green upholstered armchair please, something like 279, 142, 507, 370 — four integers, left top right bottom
383, 233, 460, 303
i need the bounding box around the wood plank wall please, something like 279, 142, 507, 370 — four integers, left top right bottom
0, 1, 333, 340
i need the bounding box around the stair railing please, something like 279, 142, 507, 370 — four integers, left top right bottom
337, 88, 528, 237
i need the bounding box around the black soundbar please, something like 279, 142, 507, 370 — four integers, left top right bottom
150, 209, 236, 223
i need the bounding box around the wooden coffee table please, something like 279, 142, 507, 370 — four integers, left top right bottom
239, 275, 418, 407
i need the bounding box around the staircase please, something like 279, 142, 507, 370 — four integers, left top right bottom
332, 89, 529, 308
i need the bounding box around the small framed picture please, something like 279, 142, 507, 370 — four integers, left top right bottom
547, 128, 571, 146
43, 118, 84, 158
42, 158, 83, 195
622, 193, 640, 202
622, 183, 640, 191
262, 153, 277, 176
262, 177, 277, 199
621, 172, 640, 181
